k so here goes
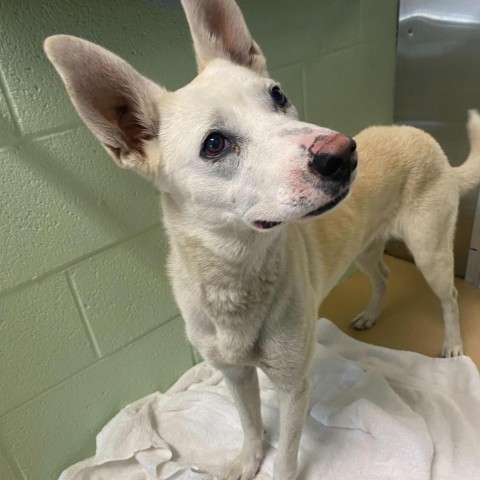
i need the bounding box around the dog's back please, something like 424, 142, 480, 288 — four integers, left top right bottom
306, 111, 480, 357
311, 111, 480, 278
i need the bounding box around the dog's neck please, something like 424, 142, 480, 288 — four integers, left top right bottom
161, 192, 287, 278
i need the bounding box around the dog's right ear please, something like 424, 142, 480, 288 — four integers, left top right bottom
181, 0, 267, 76
44, 35, 167, 178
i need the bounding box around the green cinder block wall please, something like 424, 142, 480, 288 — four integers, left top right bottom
0, 0, 399, 478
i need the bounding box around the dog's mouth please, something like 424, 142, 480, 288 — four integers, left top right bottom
253, 188, 350, 230
304, 187, 350, 217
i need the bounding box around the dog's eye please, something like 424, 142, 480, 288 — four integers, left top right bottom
202, 132, 230, 158
271, 86, 288, 108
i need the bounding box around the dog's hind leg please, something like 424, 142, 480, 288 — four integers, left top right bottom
222, 366, 264, 480
351, 237, 389, 330
404, 207, 463, 357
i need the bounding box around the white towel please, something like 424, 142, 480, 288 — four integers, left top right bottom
59, 318, 480, 480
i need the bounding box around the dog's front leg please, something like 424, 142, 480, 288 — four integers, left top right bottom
222, 366, 264, 480
273, 378, 310, 480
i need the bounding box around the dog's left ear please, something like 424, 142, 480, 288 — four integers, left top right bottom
181, 0, 267, 75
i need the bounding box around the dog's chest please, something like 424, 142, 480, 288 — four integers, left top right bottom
171, 248, 282, 367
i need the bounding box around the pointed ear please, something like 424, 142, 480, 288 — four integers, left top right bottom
44, 35, 166, 177
181, 0, 267, 75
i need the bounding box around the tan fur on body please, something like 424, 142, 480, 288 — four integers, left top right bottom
44, 0, 480, 477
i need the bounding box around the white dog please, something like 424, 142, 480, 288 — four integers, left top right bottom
44, 0, 480, 478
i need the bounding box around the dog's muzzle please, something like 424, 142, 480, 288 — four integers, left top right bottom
253, 135, 357, 231
309, 137, 357, 181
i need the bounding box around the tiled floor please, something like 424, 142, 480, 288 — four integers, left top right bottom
319, 255, 480, 368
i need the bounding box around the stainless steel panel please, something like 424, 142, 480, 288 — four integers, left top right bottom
465, 190, 480, 286
389, 0, 480, 277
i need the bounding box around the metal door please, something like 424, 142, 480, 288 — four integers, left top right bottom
388, 0, 480, 278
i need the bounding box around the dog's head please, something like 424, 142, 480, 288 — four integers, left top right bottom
44, 0, 357, 233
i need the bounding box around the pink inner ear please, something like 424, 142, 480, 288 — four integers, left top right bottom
204, 4, 227, 40
203, 4, 250, 66
116, 105, 155, 156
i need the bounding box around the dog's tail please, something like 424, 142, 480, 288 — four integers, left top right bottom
455, 109, 480, 196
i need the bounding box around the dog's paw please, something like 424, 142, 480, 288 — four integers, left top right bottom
224, 450, 262, 480
441, 342, 464, 357
351, 312, 376, 330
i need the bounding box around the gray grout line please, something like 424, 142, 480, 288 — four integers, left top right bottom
66, 270, 102, 359
0, 222, 161, 300
0, 65, 22, 136
358, 0, 364, 43
24, 121, 84, 142
0, 314, 182, 420
105, 313, 182, 357
0, 121, 83, 152
0, 437, 27, 480
272, 36, 389, 73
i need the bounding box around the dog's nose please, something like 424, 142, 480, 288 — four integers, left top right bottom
310, 137, 357, 181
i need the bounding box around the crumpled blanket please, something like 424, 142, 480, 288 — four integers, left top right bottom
60, 318, 480, 479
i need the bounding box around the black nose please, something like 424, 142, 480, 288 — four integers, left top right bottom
311, 138, 357, 181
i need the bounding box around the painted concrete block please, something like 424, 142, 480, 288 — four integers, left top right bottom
1, 127, 159, 292
0, 0, 195, 135
0, 274, 95, 416
360, 0, 399, 41
70, 226, 179, 356
318, 0, 361, 55
270, 64, 305, 120
0, 87, 17, 145
0, 3, 399, 480
0, 317, 193, 480
240, 0, 360, 68
0, 448, 19, 480
304, 40, 396, 137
